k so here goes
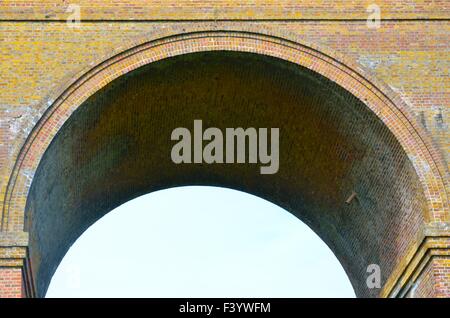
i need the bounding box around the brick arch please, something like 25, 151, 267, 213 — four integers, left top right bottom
2, 30, 447, 234
0, 29, 447, 299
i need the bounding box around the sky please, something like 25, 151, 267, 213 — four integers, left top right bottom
46, 186, 355, 298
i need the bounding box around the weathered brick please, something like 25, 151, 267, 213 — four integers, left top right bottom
0, 1, 448, 298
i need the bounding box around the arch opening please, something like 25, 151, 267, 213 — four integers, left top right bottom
46, 186, 356, 298
25, 51, 427, 297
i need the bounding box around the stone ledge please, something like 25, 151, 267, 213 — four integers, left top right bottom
383, 236, 450, 297
0, 232, 29, 247
424, 223, 450, 237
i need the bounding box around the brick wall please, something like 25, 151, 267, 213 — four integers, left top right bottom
0, 1, 448, 298
434, 257, 450, 297
0, 0, 448, 20
0, 268, 23, 298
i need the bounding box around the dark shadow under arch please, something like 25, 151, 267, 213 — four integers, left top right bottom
25, 51, 427, 297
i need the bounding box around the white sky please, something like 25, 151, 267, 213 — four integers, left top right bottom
46, 186, 355, 298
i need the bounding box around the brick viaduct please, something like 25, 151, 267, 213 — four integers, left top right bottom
0, 1, 448, 297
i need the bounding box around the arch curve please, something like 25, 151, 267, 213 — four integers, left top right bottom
2, 30, 447, 233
